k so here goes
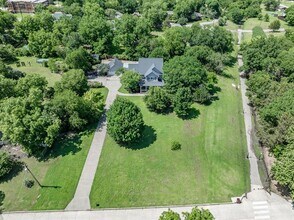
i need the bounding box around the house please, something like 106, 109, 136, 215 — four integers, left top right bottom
127, 58, 164, 92
7, 0, 49, 13
107, 58, 123, 76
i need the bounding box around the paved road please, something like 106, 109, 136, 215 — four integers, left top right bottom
66, 77, 121, 210
2, 190, 293, 220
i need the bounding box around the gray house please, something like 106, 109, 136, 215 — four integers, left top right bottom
128, 58, 164, 92
108, 58, 123, 76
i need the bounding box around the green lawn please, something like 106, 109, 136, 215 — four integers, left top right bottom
90, 67, 250, 208
11, 56, 61, 87
1, 88, 108, 211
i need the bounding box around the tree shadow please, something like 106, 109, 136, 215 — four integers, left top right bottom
0, 160, 24, 183
178, 107, 200, 120
224, 55, 237, 67
123, 125, 157, 150
275, 182, 291, 198
219, 71, 235, 79
203, 95, 220, 106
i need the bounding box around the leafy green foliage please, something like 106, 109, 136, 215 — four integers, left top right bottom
159, 209, 181, 220
171, 141, 181, 151
55, 69, 89, 96
65, 47, 93, 72
0, 152, 14, 179
0, 44, 17, 63
252, 26, 266, 39
269, 20, 281, 31
272, 145, 294, 199
120, 70, 141, 93
144, 87, 171, 113
183, 207, 215, 220
107, 98, 144, 144
173, 88, 193, 117
286, 5, 294, 26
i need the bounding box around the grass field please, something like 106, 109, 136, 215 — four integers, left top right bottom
90, 67, 250, 208
11, 56, 61, 87
0, 88, 108, 211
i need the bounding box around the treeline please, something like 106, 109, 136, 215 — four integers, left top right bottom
0, 62, 105, 155
241, 31, 294, 198
0, 0, 263, 67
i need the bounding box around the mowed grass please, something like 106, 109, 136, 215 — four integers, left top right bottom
90, 67, 250, 208
1, 88, 108, 211
11, 56, 61, 87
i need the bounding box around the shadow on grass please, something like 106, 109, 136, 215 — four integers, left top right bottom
219, 71, 235, 79
123, 125, 157, 150
178, 107, 200, 120
39, 123, 97, 161
0, 160, 24, 183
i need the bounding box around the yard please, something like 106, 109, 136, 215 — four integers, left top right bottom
11, 56, 61, 87
0, 88, 108, 211
90, 66, 250, 208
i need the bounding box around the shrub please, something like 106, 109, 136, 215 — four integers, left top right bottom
218, 17, 227, 26
252, 26, 266, 39
178, 17, 188, 25
159, 209, 180, 220
0, 152, 14, 179
171, 141, 181, 151
269, 20, 281, 31
107, 98, 144, 144
24, 179, 34, 188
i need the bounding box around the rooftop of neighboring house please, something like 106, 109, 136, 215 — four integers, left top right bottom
8, 0, 48, 3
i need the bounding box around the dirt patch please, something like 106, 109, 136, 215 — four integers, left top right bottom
0, 144, 28, 159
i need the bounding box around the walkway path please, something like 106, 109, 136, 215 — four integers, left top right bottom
236, 30, 263, 190
66, 76, 121, 210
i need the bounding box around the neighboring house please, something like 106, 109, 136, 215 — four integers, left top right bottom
128, 58, 164, 92
7, 0, 49, 13
108, 58, 123, 76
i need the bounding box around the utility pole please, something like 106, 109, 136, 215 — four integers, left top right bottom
24, 164, 42, 187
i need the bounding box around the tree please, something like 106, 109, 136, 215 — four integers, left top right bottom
0, 152, 14, 179
48, 90, 92, 131
159, 209, 181, 220
264, 13, 270, 22
228, 7, 244, 24
28, 29, 59, 58
107, 97, 144, 144
120, 70, 141, 93
173, 88, 193, 117
144, 87, 171, 113
78, 3, 112, 54
0, 11, 16, 35
174, 0, 196, 21
65, 47, 93, 72
264, 0, 280, 11
142, 0, 167, 30
0, 44, 17, 63
0, 76, 16, 99
118, 0, 138, 13
163, 55, 209, 95
183, 207, 215, 220
55, 69, 89, 96
0, 89, 61, 153
218, 17, 227, 26
83, 89, 105, 120
16, 73, 47, 96
272, 145, 294, 199
269, 20, 281, 31
285, 5, 294, 26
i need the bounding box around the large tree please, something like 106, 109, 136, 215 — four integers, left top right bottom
144, 87, 171, 113
107, 97, 144, 144
65, 47, 93, 72
120, 70, 141, 93
173, 88, 193, 117
286, 5, 294, 26
54, 69, 89, 96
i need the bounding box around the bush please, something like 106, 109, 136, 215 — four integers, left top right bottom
97, 63, 109, 76
24, 179, 34, 188
218, 17, 227, 26
264, 14, 269, 22
120, 70, 141, 93
107, 97, 144, 144
144, 87, 171, 113
0, 152, 14, 179
269, 20, 281, 31
159, 209, 180, 220
171, 141, 181, 151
